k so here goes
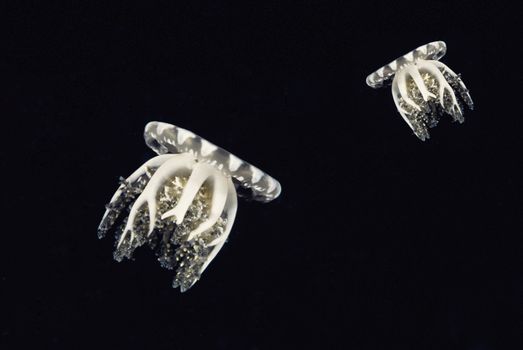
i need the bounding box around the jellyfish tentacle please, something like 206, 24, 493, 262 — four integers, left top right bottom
118, 153, 196, 248
186, 171, 229, 241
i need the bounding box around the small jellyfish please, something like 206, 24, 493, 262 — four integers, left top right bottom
366, 41, 474, 140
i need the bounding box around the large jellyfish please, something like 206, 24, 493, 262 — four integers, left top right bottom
98, 122, 281, 292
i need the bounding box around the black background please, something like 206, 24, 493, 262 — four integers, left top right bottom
3, 1, 521, 349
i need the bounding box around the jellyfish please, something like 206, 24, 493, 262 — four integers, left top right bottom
98, 122, 281, 292
366, 41, 474, 140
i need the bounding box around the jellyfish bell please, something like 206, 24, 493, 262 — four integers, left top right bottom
366, 41, 474, 140
366, 41, 448, 89
99, 122, 281, 292
144, 121, 281, 202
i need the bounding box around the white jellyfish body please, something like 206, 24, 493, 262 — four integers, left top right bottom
367, 41, 474, 140
99, 122, 281, 291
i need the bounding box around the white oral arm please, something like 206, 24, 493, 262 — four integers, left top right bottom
118, 153, 196, 247
408, 64, 436, 101
394, 68, 421, 111
417, 61, 457, 108
201, 179, 238, 273
392, 83, 415, 130
161, 162, 216, 224
187, 171, 229, 241
430, 60, 472, 103
100, 154, 175, 229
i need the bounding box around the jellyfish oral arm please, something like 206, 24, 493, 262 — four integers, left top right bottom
118, 153, 196, 247
102, 155, 174, 215
394, 68, 421, 111
407, 64, 437, 101
201, 178, 238, 274
98, 154, 176, 235
184, 166, 229, 241
161, 162, 225, 225
431, 60, 474, 109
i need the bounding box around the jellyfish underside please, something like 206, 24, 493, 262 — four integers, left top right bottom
392, 59, 474, 141
98, 154, 237, 292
